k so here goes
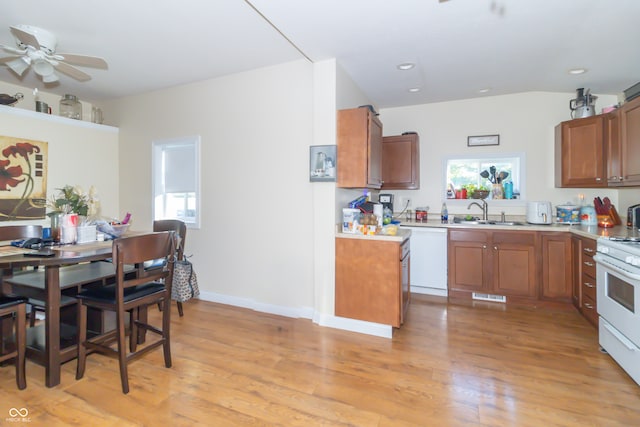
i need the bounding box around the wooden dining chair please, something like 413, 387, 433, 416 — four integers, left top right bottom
152, 220, 187, 317
0, 295, 28, 389
75, 231, 176, 394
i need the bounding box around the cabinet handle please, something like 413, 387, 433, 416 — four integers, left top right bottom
584, 261, 595, 267
584, 282, 595, 288
584, 248, 595, 253
584, 302, 594, 309
482, 245, 487, 249
595, 177, 602, 182
493, 246, 498, 250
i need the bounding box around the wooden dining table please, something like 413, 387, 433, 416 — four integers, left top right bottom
0, 241, 118, 387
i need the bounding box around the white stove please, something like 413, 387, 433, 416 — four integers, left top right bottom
595, 236, 640, 386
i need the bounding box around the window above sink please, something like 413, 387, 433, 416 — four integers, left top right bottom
443, 152, 527, 206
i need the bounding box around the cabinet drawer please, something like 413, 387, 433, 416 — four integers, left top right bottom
582, 254, 596, 278
581, 294, 598, 327
582, 275, 597, 301
582, 239, 597, 257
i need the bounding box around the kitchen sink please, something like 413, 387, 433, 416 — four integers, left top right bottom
452, 217, 527, 226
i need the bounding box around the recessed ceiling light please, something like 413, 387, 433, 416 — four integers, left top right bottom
397, 63, 415, 71
408, 87, 421, 93
478, 88, 491, 93
568, 68, 587, 75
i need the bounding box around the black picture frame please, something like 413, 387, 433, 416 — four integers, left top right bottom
309, 145, 336, 182
467, 134, 500, 147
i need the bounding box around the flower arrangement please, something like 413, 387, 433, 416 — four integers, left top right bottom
48, 185, 100, 219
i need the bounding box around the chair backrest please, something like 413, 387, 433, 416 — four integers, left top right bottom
0, 225, 42, 243
112, 232, 176, 292
153, 220, 186, 260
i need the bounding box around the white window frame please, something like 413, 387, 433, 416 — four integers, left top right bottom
152, 135, 201, 229
442, 152, 527, 207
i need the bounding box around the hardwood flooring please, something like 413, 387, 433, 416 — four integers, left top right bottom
1, 295, 639, 426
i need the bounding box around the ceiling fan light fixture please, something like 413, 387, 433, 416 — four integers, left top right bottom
397, 62, 415, 71
32, 59, 54, 77
6, 56, 30, 75
42, 72, 58, 83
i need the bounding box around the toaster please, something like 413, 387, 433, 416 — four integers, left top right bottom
628, 204, 640, 229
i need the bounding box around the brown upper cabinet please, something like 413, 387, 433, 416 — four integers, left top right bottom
381, 133, 420, 190
337, 107, 383, 189
614, 96, 640, 186
554, 115, 606, 188
556, 95, 640, 188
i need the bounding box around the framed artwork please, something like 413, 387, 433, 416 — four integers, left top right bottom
309, 145, 336, 182
0, 135, 48, 221
467, 134, 500, 147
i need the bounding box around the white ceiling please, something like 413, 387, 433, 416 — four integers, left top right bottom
0, 0, 639, 108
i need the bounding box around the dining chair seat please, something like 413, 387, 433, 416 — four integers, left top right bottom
75, 232, 176, 394
0, 295, 27, 390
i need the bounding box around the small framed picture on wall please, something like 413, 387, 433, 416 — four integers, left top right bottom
309, 145, 336, 182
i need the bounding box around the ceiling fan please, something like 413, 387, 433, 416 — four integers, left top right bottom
0, 25, 108, 83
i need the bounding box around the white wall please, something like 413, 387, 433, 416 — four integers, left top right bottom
0, 105, 119, 225
101, 60, 317, 315
379, 91, 621, 218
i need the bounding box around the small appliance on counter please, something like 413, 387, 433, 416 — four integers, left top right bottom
526, 201, 552, 224
628, 204, 640, 229
378, 194, 394, 212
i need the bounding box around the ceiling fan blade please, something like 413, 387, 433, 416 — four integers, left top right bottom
10, 25, 41, 49
0, 44, 26, 55
53, 61, 91, 82
56, 53, 108, 69
0, 55, 22, 64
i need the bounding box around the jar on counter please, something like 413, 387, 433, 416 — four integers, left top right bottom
59, 94, 82, 120
415, 208, 428, 222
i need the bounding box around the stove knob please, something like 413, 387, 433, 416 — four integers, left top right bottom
633, 257, 640, 266
600, 246, 610, 254
626, 255, 635, 264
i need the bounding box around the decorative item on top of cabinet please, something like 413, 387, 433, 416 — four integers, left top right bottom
381, 132, 420, 190
554, 115, 607, 188
337, 107, 383, 189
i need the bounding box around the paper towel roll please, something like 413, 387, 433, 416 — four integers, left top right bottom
373, 203, 383, 227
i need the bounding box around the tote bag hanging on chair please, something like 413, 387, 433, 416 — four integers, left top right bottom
171, 258, 200, 302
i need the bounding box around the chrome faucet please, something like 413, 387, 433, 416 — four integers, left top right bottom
468, 199, 489, 221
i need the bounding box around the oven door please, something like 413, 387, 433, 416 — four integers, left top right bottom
594, 254, 640, 346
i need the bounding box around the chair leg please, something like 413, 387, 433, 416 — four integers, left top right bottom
162, 298, 172, 368
116, 309, 130, 394
76, 303, 88, 380
129, 308, 138, 353
15, 304, 26, 390
177, 301, 184, 317
29, 305, 37, 327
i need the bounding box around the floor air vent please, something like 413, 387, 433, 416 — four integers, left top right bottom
472, 293, 507, 303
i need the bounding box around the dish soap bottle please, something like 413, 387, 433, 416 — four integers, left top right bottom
441, 203, 448, 224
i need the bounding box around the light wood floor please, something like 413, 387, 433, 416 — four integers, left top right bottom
1, 295, 639, 426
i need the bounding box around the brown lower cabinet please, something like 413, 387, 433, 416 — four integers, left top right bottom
572, 235, 598, 327
448, 229, 538, 300
335, 237, 409, 327
449, 229, 573, 304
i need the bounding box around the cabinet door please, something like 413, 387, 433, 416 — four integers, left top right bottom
554, 116, 606, 187
337, 108, 382, 189
620, 96, 640, 186
491, 231, 537, 298
571, 236, 582, 308
381, 133, 420, 190
541, 233, 572, 301
448, 230, 489, 292
605, 110, 623, 185
368, 114, 383, 188
335, 238, 402, 327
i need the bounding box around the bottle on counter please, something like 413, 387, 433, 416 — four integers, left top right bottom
441, 203, 448, 224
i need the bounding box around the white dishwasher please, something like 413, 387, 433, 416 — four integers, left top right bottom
402, 226, 448, 297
